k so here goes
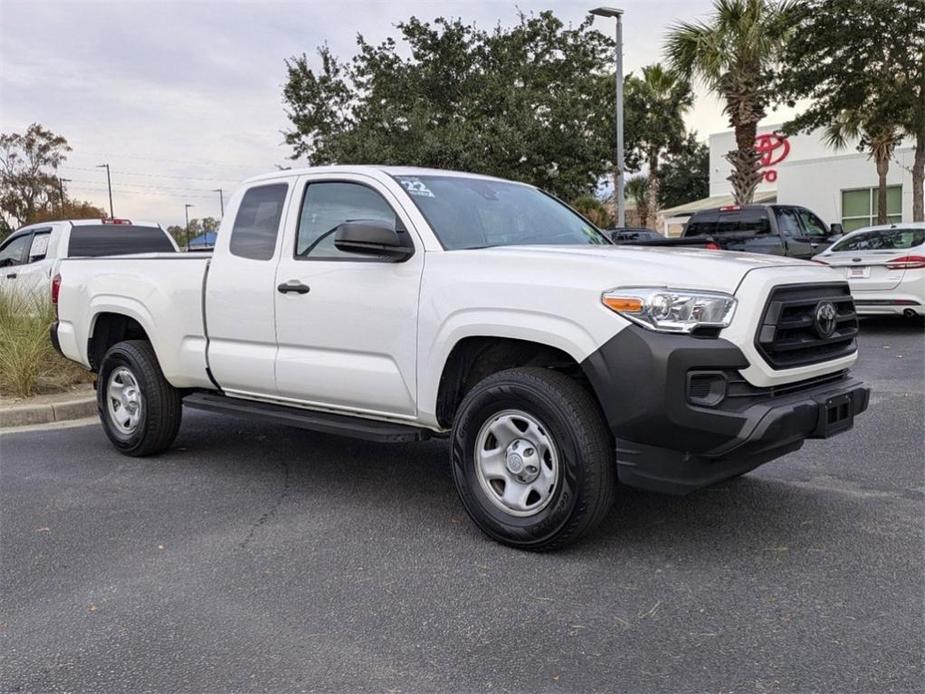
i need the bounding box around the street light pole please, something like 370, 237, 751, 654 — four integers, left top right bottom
184, 203, 194, 252
589, 6, 625, 228
212, 188, 224, 217
97, 163, 114, 218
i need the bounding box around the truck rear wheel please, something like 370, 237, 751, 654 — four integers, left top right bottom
450, 367, 615, 551
97, 340, 182, 457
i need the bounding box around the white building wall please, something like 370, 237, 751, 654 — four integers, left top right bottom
709, 122, 916, 224
776, 148, 914, 226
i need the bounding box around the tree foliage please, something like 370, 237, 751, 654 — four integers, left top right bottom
167, 217, 220, 248
624, 64, 692, 218
570, 195, 611, 228
778, 0, 925, 222
0, 123, 72, 228
27, 199, 106, 224
624, 175, 650, 227
666, 0, 794, 205
283, 13, 619, 200
657, 134, 710, 210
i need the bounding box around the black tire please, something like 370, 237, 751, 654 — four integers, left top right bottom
97, 340, 182, 457
450, 367, 615, 551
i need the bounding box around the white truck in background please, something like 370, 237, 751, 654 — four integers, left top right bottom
50, 166, 870, 550
0, 219, 177, 297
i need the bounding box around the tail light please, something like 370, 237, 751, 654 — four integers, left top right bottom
51, 273, 61, 317
885, 255, 925, 270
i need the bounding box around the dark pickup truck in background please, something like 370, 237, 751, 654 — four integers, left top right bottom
609, 204, 844, 259
681, 204, 843, 259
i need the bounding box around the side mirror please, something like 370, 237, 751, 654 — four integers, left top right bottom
830, 223, 844, 236
334, 219, 414, 260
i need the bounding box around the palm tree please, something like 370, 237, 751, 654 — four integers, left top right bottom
626, 64, 692, 224
827, 113, 902, 225
625, 175, 650, 227
665, 0, 794, 205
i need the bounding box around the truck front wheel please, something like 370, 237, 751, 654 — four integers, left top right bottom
97, 340, 182, 457
450, 367, 615, 551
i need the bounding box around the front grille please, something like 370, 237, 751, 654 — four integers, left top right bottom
755, 283, 858, 369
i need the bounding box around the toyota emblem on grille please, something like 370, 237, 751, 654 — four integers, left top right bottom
814, 301, 838, 338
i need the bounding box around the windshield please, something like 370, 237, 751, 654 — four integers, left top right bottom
392, 175, 610, 250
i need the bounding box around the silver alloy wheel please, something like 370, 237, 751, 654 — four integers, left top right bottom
107, 366, 143, 435
474, 409, 560, 517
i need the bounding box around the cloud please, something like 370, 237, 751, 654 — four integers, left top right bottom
1, 0, 782, 226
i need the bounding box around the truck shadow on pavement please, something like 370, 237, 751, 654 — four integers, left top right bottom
171, 411, 880, 559
857, 315, 924, 335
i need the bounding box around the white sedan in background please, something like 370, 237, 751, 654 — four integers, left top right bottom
814, 222, 925, 317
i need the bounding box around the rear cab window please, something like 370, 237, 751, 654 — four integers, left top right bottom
737, 208, 771, 234
68, 225, 175, 257
684, 211, 718, 237
229, 183, 289, 260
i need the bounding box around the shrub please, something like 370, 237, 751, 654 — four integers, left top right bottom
570, 195, 613, 229
0, 290, 91, 399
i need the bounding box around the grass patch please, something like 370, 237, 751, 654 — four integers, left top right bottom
0, 290, 92, 399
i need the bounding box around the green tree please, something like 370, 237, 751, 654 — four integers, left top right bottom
27, 199, 106, 224
666, 0, 794, 205
657, 133, 710, 209
570, 195, 612, 228
778, 0, 925, 222
283, 12, 618, 200
624, 64, 692, 221
0, 124, 72, 228
625, 175, 650, 227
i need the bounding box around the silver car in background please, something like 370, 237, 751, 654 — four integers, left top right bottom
814, 223, 925, 318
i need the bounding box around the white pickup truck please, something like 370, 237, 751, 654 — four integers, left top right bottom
1, 218, 177, 297
51, 166, 870, 550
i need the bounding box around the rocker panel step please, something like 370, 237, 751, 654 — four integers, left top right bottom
183, 392, 431, 443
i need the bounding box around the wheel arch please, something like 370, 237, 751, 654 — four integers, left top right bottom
88, 311, 154, 372
433, 335, 591, 429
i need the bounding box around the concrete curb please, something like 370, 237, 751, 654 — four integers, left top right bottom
0, 396, 97, 428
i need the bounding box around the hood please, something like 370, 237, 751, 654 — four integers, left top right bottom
471, 244, 826, 294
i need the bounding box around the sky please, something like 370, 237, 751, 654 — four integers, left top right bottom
1, 0, 803, 227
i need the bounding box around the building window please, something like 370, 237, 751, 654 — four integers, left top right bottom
841, 186, 901, 232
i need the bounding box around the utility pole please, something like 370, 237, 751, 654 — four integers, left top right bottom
184, 203, 195, 252
212, 188, 224, 217
590, 7, 625, 228
58, 177, 70, 209
97, 163, 114, 218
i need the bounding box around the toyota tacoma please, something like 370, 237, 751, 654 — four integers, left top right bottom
50, 166, 870, 550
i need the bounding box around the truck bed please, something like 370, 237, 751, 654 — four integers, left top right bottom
55, 254, 213, 388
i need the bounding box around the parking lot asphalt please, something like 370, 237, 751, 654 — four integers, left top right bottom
1, 317, 922, 694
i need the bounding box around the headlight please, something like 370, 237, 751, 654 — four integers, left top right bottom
602, 287, 736, 334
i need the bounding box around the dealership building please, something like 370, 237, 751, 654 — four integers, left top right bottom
660, 123, 917, 236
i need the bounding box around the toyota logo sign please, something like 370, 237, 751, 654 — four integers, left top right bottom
755, 133, 791, 183
814, 301, 838, 338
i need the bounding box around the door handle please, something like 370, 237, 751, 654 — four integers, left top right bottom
277, 281, 310, 295
5, 273, 17, 279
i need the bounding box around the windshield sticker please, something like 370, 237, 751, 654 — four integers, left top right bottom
397, 177, 435, 198
29, 234, 49, 257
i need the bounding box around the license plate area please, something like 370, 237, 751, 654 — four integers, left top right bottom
848, 266, 869, 279
814, 393, 854, 437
